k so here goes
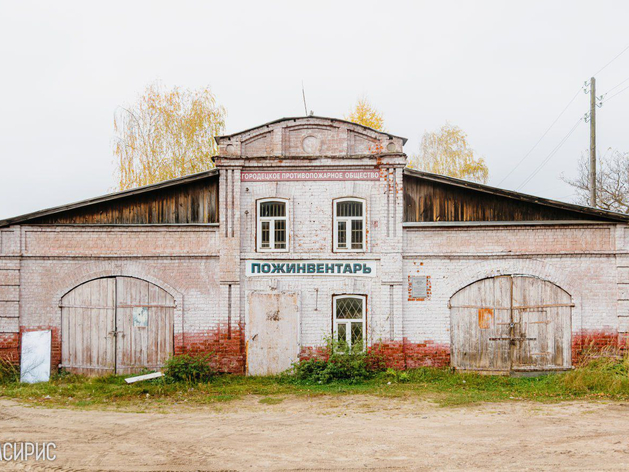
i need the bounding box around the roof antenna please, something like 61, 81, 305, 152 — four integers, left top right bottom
302, 81, 313, 116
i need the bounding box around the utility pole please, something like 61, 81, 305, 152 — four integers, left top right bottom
589, 77, 597, 207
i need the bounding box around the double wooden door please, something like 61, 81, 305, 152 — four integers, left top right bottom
61, 277, 175, 375
450, 275, 572, 373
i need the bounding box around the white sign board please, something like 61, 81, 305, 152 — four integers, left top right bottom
133, 306, 149, 327
20, 330, 51, 384
246, 260, 377, 277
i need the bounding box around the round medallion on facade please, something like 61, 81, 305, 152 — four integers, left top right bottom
302, 135, 321, 154
225, 144, 235, 155
386, 142, 397, 152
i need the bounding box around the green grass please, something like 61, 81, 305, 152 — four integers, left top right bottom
258, 396, 284, 405
2, 357, 628, 410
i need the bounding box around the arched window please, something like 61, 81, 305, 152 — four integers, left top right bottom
333, 295, 366, 350
333, 198, 365, 252
257, 199, 289, 252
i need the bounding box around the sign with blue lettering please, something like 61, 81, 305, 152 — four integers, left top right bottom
246, 260, 377, 277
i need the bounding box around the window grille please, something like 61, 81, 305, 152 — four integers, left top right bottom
333, 295, 366, 350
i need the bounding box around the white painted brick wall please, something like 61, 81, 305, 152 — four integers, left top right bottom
403, 225, 622, 345
239, 166, 405, 350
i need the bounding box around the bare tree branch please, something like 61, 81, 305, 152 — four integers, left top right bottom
562, 150, 629, 213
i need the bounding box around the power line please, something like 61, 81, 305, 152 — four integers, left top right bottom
516, 118, 582, 191
496, 87, 582, 186
602, 76, 629, 96
516, 117, 583, 191
602, 83, 629, 104
592, 42, 629, 77
500, 43, 629, 190
556, 192, 579, 200
500, 43, 629, 189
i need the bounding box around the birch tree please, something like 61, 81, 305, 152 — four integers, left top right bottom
345, 97, 386, 131
410, 123, 489, 183
114, 83, 227, 190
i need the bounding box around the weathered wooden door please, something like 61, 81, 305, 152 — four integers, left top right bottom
115, 277, 175, 374
450, 275, 572, 373
510, 276, 572, 370
61, 278, 116, 376
61, 277, 175, 375
247, 292, 299, 375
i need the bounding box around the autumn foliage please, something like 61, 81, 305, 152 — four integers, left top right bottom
345, 97, 386, 131
114, 83, 226, 190
410, 123, 489, 183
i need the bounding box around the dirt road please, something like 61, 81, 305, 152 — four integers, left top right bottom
1, 396, 629, 471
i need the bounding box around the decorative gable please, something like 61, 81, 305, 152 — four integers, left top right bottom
242, 130, 273, 157
284, 123, 339, 156
215, 116, 406, 158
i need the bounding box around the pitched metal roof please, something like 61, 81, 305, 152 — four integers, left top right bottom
215, 116, 408, 145
403, 167, 629, 222
0, 169, 218, 228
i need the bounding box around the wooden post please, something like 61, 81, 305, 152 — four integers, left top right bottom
589, 77, 597, 208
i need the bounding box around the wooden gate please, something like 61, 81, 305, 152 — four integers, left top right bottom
450, 275, 572, 373
246, 292, 299, 376
61, 277, 175, 375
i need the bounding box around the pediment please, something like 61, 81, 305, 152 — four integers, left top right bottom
241, 130, 273, 157
215, 116, 406, 158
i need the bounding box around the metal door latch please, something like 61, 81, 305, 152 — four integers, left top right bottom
489, 337, 537, 341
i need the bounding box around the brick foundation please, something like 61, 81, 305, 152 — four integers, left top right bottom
571, 329, 626, 365
176, 325, 245, 374
6, 328, 627, 375
298, 345, 329, 362
298, 339, 451, 371
0, 333, 20, 365
1, 326, 245, 375
297, 331, 629, 371
371, 340, 451, 369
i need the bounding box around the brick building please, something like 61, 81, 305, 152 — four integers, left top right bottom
1, 116, 628, 375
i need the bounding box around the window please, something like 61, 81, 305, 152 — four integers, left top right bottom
333, 295, 366, 350
257, 199, 288, 251
333, 198, 365, 251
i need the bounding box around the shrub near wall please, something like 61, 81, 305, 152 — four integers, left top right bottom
163, 354, 215, 383
0, 359, 18, 384
289, 342, 385, 384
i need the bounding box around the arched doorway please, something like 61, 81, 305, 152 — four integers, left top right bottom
61, 277, 175, 375
450, 275, 572, 373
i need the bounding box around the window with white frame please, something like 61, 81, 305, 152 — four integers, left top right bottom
257, 199, 288, 251
333, 198, 365, 251
333, 295, 366, 350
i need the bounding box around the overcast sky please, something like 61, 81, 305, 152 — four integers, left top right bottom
1, 0, 628, 219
